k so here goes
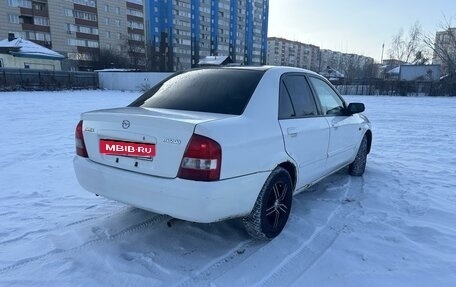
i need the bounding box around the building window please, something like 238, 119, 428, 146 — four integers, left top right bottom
104, 4, 109, 12
106, 31, 110, 38
7, 0, 32, 8
67, 52, 92, 61
24, 64, 30, 69
128, 33, 144, 41
127, 20, 144, 29
115, 7, 120, 14
127, 8, 143, 17
87, 40, 98, 48
115, 20, 121, 27
65, 9, 97, 21
33, 2, 45, 11
33, 17, 50, 26
64, 9, 73, 17
68, 38, 99, 48
71, 0, 96, 7
66, 23, 98, 35
68, 38, 85, 46
35, 33, 46, 40
73, 10, 97, 21
8, 14, 20, 24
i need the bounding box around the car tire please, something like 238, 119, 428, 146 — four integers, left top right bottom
243, 167, 293, 240
349, 135, 368, 176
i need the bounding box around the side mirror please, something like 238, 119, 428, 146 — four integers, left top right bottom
345, 103, 365, 115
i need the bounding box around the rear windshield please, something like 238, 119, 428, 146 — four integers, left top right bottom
129, 69, 264, 115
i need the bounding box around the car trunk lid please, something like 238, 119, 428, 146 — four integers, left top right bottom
81, 107, 233, 178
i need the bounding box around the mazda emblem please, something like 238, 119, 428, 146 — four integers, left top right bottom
122, 120, 130, 129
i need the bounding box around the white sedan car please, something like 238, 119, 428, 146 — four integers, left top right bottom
74, 66, 372, 239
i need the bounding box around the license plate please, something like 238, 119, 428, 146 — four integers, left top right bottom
100, 139, 156, 158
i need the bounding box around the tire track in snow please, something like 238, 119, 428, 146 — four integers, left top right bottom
0, 213, 169, 274
255, 176, 364, 287
0, 229, 51, 246
0, 206, 131, 248
175, 174, 363, 287
173, 239, 264, 287
62, 205, 133, 228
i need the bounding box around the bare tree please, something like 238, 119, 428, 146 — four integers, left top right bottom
388, 21, 424, 63
100, 49, 129, 69
422, 17, 456, 76
126, 41, 147, 70
90, 48, 129, 70
412, 51, 430, 65
389, 28, 406, 61
114, 34, 147, 70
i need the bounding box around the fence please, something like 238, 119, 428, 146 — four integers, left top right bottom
0, 68, 98, 91
97, 71, 172, 91
335, 80, 440, 96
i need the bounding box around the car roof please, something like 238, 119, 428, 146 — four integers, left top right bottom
207, 65, 320, 76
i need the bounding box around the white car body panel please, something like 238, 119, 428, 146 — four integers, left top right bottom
73, 66, 371, 223
194, 117, 288, 179
279, 117, 330, 189
324, 113, 371, 172
74, 156, 268, 222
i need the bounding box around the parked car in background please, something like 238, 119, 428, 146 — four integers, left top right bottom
74, 66, 372, 239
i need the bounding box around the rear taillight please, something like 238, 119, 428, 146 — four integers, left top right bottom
75, 120, 88, 158
178, 134, 222, 181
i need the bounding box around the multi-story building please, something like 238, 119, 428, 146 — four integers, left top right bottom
433, 28, 456, 75
267, 37, 320, 72
0, 0, 146, 71
145, 0, 269, 71
320, 49, 374, 79
319, 49, 342, 71
267, 37, 374, 79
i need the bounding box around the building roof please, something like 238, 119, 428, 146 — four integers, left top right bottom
198, 55, 233, 66
320, 66, 345, 79
0, 37, 64, 59
386, 66, 401, 75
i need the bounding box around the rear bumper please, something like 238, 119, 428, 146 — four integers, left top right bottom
73, 156, 268, 223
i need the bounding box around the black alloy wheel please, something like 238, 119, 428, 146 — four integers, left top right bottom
243, 167, 293, 240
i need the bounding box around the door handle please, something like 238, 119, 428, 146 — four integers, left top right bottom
287, 127, 298, 137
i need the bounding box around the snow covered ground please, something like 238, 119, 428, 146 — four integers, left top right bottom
0, 90, 455, 287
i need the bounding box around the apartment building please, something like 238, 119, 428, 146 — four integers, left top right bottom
0, 0, 146, 70
267, 37, 319, 72
267, 37, 374, 79
320, 49, 374, 79
433, 28, 456, 75
145, 0, 269, 71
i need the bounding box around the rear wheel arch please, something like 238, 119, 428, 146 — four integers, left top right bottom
278, 161, 297, 190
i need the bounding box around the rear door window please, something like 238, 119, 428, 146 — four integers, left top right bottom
279, 81, 295, 119
279, 75, 318, 118
130, 69, 264, 115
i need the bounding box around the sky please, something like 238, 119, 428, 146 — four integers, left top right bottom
268, 0, 456, 62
